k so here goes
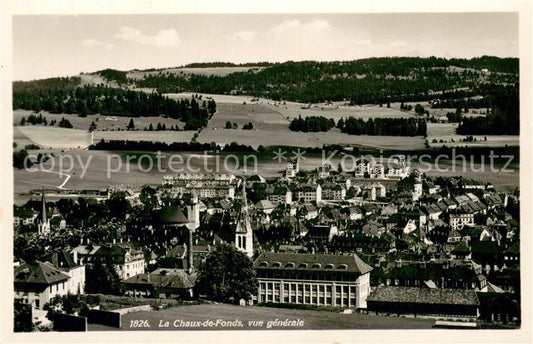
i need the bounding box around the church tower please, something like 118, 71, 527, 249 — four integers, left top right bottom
37, 189, 50, 235
235, 183, 254, 258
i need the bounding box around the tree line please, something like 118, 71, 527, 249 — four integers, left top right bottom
95, 69, 128, 84
339, 117, 427, 136
289, 116, 427, 136
135, 56, 518, 104
89, 139, 256, 152
456, 86, 519, 135
13, 85, 216, 131
289, 115, 336, 132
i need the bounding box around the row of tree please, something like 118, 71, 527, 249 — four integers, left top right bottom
13, 85, 216, 131
289, 115, 336, 132
338, 117, 427, 136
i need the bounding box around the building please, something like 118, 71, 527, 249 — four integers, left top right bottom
321, 183, 346, 201
14, 261, 74, 310
234, 185, 254, 258
295, 184, 322, 204
450, 213, 475, 230
266, 185, 292, 204
367, 286, 480, 320
412, 176, 423, 201
37, 191, 51, 235
286, 158, 300, 178
349, 207, 363, 221
306, 224, 338, 243
47, 251, 86, 295
162, 173, 236, 199
369, 163, 385, 179
386, 156, 409, 179
255, 200, 276, 215
123, 268, 196, 299
254, 252, 372, 309
71, 243, 145, 280
13, 208, 38, 227
316, 164, 333, 179
370, 183, 386, 201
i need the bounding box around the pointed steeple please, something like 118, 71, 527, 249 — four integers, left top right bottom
41, 188, 47, 223
235, 182, 253, 257
38, 189, 50, 235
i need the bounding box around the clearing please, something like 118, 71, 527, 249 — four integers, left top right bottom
426, 123, 519, 148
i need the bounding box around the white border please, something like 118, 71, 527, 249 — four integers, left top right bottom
1, 1, 531, 343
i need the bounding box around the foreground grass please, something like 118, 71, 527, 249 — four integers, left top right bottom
90, 303, 435, 331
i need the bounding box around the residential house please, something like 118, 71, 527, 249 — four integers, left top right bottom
14, 261, 73, 310
295, 184, 322, 204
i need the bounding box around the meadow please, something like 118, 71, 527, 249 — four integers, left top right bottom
13, 109, 187, 132
14, 126, 92, 150
426, 123, 519, 148
127, 66, 262, 80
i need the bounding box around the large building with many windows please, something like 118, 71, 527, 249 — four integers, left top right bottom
253, 252, 372, 309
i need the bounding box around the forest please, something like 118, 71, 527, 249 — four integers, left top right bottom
13, 85, 217, 131
288, 115, 427, 136
338, 117, 427, 136
134, 56, 518, 104
288, 116, 336, 132
456, 86, 519, 135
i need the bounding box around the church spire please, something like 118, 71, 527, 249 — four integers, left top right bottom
38, 189, 50, 235
41, 188, 47, 223
235, 182, 253, 257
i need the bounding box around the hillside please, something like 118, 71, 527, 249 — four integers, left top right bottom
12, 56, 519, 136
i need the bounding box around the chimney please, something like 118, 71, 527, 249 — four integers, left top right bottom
73, 250, 78, 265
147, 272, 150, 282
113, 238, 116, 244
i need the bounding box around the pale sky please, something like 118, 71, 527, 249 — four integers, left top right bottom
13, 13, 519, 81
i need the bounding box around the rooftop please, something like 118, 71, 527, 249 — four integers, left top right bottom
254, 252, 372, 274
14, 261, 70, 285
367, 286, 480, 306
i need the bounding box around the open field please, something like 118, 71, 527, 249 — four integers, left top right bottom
13, 149, 519, 204
89, 303, 435, 331
13, 109, 187, 131
127, 66, 263, 80
427, 123, 519, 148
194, 96, 425, 150
263, 102, 414, 122
167, 93, 417, 121
206, 103, 289, 131
79, 73, 118, 87
166, 92, 258, 105
427, 107, 487, 119
14, 126, 92, 149
93, 130, 197, 143
197, 128, 426, 150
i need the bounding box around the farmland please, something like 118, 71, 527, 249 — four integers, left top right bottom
426, 123, 519, 148
13, 109, 188, 132
197, 128, 425, 150
14, 126, 92, 150
93, 131, 196, 144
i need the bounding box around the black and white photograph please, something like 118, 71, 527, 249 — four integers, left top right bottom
1, 1, 531, 343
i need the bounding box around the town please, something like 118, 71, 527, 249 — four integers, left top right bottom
13, 155, 521, 331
